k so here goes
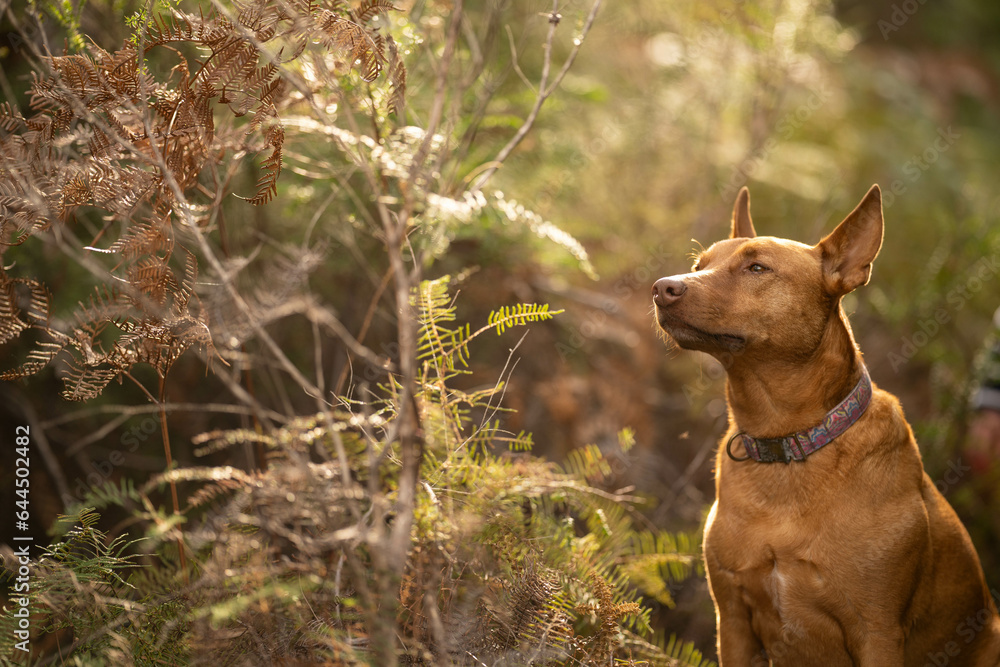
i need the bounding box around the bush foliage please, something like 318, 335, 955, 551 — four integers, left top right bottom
0, 0, 712, 664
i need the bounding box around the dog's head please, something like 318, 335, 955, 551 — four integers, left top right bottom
652, 185, 883, 364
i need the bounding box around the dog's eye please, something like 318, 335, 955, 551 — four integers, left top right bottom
747, 262, 770, 273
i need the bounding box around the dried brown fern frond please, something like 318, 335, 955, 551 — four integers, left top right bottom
61, 363, 121, 402
354, 0, 397, 25
90, 163, 158, 217
0, 102, 24, 132
187, 476, 248, 509
75, 285, 132, 332
103, 217, 173, 260
3, 0, 400, 228
464, 558, 573, 661
313, 9, 385, 82
192, 428, 278, 457
50, 257, 211, 393
0, 340, 66, 382
240, 104, 285, 205
247, 61, 280, 93
0, 273, 51, 345
202, 41, 260, 92
0, 181, 54, 245
576, 572, 643, 664
58, 172, 93, 216
173, 251, 199, 313
247, 144, 283, 205
56, 309, 215, 400
0, 0, 403, 398
127, 256, 179, 305
0, 281, 30, 346
146, 11, 198, 45
0, 271, 64, 382
385, 35, 406, 116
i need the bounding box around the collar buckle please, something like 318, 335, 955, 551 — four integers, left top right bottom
755, 437, 793, 464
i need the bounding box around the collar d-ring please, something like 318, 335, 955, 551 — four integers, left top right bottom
726, 431, 750, 462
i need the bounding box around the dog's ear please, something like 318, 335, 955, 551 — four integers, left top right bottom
730, 187, 756, 239
818, 184, 884, 295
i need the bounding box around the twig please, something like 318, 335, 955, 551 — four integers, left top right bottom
405, 0, 465, 210
158, 371, 188, 583
40, 402, 286, 430
377, 0, 469, 594
2, 386, 71, 508
470, 0, 603, 193
506, 25, 536, 92
334, 264, 395, 397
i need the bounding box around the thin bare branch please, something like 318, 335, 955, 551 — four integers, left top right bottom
470, 0, 603, 193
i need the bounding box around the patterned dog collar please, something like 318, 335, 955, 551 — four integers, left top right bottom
726, 365, 873, 464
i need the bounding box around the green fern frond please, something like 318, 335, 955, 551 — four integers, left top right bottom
414, 282, 564, 381
619, 531, 701, 608
61, 478, 143, 522
660, 633, 717, 667
562, 443, 614, 482
41, 508, 144, 591
458, 423, 534, 459
486, 302, 564, 335
505, 428, 534, 452
413, 275, 474, 372
618, 427, 636, 453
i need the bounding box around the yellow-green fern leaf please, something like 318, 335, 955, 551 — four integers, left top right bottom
487, 303, 564, 335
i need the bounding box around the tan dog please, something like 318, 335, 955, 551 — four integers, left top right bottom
652, 185, 1000, 666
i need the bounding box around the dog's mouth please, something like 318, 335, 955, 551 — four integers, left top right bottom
656, 310, 746, 352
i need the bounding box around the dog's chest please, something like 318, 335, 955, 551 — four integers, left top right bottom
729, 538, 821, 619
707, 497, 859, 661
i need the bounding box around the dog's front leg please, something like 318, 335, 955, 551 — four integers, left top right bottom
851, 628, 905, 666
705, 504, 765, 665
706, 563, 765, 665
714, 596, 765, 666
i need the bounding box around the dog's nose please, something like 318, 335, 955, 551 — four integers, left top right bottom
652, 277, 686, 306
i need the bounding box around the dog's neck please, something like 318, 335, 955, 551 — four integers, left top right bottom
724, 308, 864, 439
